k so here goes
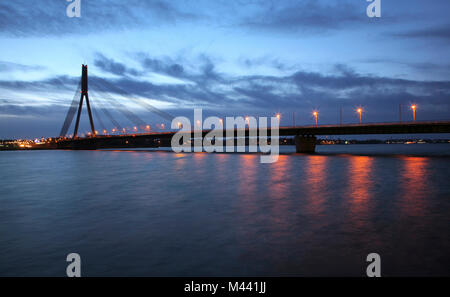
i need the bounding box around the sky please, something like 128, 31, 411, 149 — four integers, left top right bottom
0, 0, 449, 139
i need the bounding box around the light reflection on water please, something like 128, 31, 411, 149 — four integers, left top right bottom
347, 156, 373, 229
399, 157, 429, 217
0, 146, 449, 276
304, 155, 327, 218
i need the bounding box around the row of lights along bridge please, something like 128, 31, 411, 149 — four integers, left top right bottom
76, 105, 419, 137
278, 104, 418, 127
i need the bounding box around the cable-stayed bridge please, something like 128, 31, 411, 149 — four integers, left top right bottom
27, 65, 450, 153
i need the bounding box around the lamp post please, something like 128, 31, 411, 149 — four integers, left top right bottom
357, 108, 363, 124
411, 105, 417, 121
312, 111, 318, 127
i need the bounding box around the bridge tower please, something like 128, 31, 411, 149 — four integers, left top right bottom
73, 64, 96, 138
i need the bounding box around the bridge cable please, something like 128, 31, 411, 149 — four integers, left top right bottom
89, 89, 124, 131
88, 96, 107, 133
59, 80, 81, 137
93, 78, 175, 122
91, 81, 147, 128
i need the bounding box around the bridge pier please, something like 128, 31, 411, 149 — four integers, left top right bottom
294, 135, 317, 153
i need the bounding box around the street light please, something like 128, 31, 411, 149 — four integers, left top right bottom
411, 105, 417, 121
276, 113, 281, 125
312, 111, 318, 127
357, 108, 363, 124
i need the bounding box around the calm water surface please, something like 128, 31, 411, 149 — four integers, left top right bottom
0, 144, 449, 276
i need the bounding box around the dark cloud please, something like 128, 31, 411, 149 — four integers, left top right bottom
393, 25, 450, 41
0, 75, 78, 92
0, 0, 201, 37
94, 54, 141, 77
94, 52, 224, 85
362, 58, 450, 77
241, 0, 368, 33
240, 56, 296, 71
141, 56, 185, 78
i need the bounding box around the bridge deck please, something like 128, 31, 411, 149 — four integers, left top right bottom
50, 120, 450, 150
71, 120, 450, 139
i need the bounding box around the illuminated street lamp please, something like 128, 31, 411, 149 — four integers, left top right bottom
357, 108, 363, 124
411, 105, 417, 121
312, 111, 318, 127
276, 113, 281, 125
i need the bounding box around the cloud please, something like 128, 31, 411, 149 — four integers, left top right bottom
1, 54, 449, 131
140, 56, 185, 78
94, 52, 224, 85
0, 0, 201, 37
0, 61, 45, 72
392, 25, 450, 42
241, 0, 367, 33
94, 54, 141, 77
0, 75, 78, 93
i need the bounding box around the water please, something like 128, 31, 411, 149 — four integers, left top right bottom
0, 144, 449, 276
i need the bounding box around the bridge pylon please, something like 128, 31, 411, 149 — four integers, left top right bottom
73, 64, 96, 138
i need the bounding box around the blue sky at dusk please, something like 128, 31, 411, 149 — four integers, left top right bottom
0, 0, 449, 138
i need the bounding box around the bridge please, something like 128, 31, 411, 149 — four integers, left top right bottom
52, 120, 450, 153
33, 65, 450, 153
